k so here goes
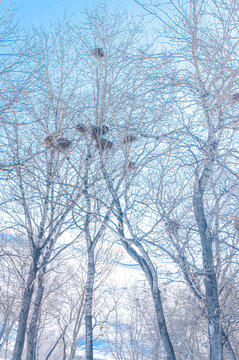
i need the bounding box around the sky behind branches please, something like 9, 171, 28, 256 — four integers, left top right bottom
6, 0, 141, 28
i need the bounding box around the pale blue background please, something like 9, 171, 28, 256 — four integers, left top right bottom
5, 0, 141, 28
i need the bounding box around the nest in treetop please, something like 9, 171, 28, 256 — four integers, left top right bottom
167, 219, 179, 236
127, 160, 136, 170
123, 135, 137, 144
76, 123, 88, 133
232, 93, 239, 102
91, 125, 109, 139
92, 48, 104, 60
55, 138, 72, 151
96, 138, 113, 150
44, 134, 60, 147
44, 134, 72, 152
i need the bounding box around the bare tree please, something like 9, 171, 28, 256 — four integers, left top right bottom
134, 0, 239, 358
0, 24, 89, 359
67, 6, 178, 358
66, 7, 174, 359
1, 2, 238, 360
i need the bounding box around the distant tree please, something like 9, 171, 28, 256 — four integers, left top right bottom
103, 283, 167, 360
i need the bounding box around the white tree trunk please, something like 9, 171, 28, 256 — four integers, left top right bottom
85, 249, 95, 360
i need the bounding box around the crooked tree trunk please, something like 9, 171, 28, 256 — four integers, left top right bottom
26, 271, 44, 360
119, 239, 176, 360
151, 284, 176, 360
117, 215, 176, 360
193, 182, 223, 360
85, 248, 95, 360
117, 208, 176, 360
101, 165, 176, 360
12, 250, 40, 360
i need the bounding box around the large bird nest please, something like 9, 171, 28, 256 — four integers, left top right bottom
55, 138, 72, 151
92, 48, 104, 60
91, 125, 109, 139
96, 137, 113, 151
44, 134, 72, 152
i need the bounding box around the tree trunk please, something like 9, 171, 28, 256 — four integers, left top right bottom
100, 162, 176, 360
120, 240, 176, 360
178, 250, 237, 359
26, 272, 44, 360
193, 184, 223, 360
152, 287, 176, 360
85, 248, 95, 360
12, 251, 39, 360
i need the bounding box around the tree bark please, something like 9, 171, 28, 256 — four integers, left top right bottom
177, 249, 237, 360
118, 218, 176, 359
152, 286, 176, 360
26, 271, 44, 360
118, 216, 176, 359
85, 248, 95, 360
193, 178, 223, 360
12, 250, 39, 360
120, 240, 176, 360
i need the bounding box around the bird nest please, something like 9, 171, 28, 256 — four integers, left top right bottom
92, 48, 104, 60
96, 138, 113, 151
44, 134, 72, 152
45, 134, 59, 147
76, 123, 88, 133
55, 138, 72, 151
91, 125, 109, 139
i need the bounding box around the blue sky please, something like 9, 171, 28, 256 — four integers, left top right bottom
6, 0, 141, 29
